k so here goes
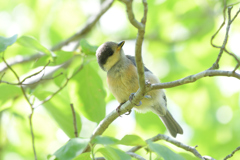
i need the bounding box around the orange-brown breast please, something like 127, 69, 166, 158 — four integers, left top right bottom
107, 63, 139, 103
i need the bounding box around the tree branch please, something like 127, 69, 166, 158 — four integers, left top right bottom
121, 0, 147, 92
126, 152, 146, 160
1, 53, 37, 160
151, 69, 240, 90
51, 0, 114, 51
20, 61, 50, 84
223, 146, 240, 160
83, 0, 149, 154
33, 61, 84, 108
70, 104, 78, 138
83, 101, 135, 153
84, 0, 240, 159
128, 134, 214, 160
0, 53, 43, 73
210, 3, 240, 70
0, 0, 114, 72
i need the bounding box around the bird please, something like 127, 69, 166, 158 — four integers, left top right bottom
96, 40, 183, 137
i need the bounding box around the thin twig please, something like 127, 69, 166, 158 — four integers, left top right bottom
230, 6, 240, 23
0, 0, 114, 72
0, 72, 63, 86
210, 1, 240, 48
121, 0, 143, 29
0, 72, 5, 81
223, 146, 240, 160
209, 6, 233, 69
210, 3, 240, 70
29, 113, 37, 160
33, 62, 84, 108
91, 144, 96, 160
223, 48, 240, 72
51, 0, 114, 51
1, 53, 37, 160
128, 134, 206, 160
20, 61, 50, 84
94, 157, 105, 160
151, 69, 240, 90
70, 104, 78, 137
0, 53, 43, 73
210, 0, 227, 49
126, 152, 146, 160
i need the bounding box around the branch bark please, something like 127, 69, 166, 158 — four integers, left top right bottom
84, 1, 240, 159
122, 0, 147, 92
223, 146, 240, 160
82, 0, 240, 159
70, 104, 78, 138
83, 0, 149, 153
210, 3, 240, 70
1, 53, 37, 160
128, 134, 206, 160
126, 152, 146, 160
151, 70, 240, 90
0, 53, 43, 73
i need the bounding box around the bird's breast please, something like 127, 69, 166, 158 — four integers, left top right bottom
107, 64, 139, 103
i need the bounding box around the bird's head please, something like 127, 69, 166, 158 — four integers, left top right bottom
96, 41, 125, 71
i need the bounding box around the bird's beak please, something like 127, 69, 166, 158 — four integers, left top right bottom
117, 41, 125, 50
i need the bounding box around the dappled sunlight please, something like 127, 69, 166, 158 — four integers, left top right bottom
0, 0, 240, 159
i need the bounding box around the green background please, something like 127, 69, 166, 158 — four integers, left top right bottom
0, 0, 240, 159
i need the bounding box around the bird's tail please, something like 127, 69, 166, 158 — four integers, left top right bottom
159, 110, 183, 137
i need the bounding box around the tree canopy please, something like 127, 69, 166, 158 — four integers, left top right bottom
0, 0, 240, 160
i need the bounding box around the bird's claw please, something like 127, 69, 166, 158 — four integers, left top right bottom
145, 80, 151, 86
129, 93, 142, 106
144, 95, 151, 99
125, 109, 132, 115
116, 102, 126, 117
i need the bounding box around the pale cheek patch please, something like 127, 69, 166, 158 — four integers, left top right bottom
103, 52, 120, 71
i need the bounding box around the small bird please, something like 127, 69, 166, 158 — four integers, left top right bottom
96, 41, 183, 137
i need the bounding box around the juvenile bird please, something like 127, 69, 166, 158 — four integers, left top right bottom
96, 41, 183, 137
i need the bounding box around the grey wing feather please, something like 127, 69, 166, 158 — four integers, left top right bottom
126, 55, 151, 73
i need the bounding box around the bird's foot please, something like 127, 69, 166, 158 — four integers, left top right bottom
144, 95, 152, 99
125, 109, 132, 115
116, 102, 126, 117
145, 80, 151, 86
129, 93, 142, 106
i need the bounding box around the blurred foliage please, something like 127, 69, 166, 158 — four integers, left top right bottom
0, 0, 240, 160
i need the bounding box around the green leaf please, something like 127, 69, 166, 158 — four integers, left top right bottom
80, 39, 98, 55
32, 55, 52, 68
54, 50, 74, 65
54, 138, 89, 160
47, 154, 56, 160
17, 35, 52, 56
0, 84, 21, 107
72, 63, 106, 123
179, 152, 199, 160
73, 152, 91, 160
92, 136, 119, 145
119, 134, 146, 146
53, 68, 65, 87
0, 34, 18, 52
147, 141, 185, 160
97, 146, 131, 160
34, 87, 82, 138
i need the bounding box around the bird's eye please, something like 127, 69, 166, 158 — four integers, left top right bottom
109, 50, 114, 56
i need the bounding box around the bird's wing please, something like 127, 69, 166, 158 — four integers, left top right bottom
126, 55, 152, 73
